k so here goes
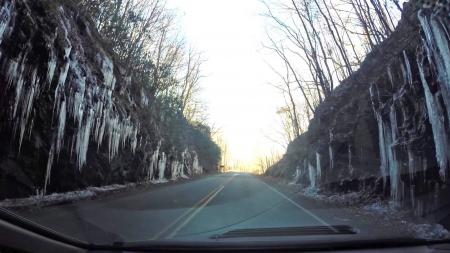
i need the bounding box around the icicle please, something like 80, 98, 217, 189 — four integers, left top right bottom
407, 147, 415, 183
429, 18, 450, 92
70, 58, 86, 123
17, 69, 40, 153
376, 112, 388, 186
390, 104, 399, 142
101, 55, 116, 90
76, 109, 94, 169
308, 162, 316, 189
180, 148, 189, 179
1, 9, 141, 183
316, 152, 321, 181
387, 67, 395, 88
193, 153, 198, 174
370, 83, 402, 200
415, 199, 424, 217
329, 129, 334, 170
148, 156, 154, 181
6, 59, 19, 88
370, 84, 393, 189
410, 185, 416, 208
389, 104, 401, 203
402, 51, 413, 86
47, 47, 57, 85
419, 11, 450, 123
97, 115, 106, 150
290, 169, 301, 185
141, 89, 149, 107
43, 143, 55, 195
192, 152, 202, 175
348, 145, 353, 175
148, 142, 161, 181
178, 162, 184, 178
157, 152, 167, 183
0, 1, 12, 46
417, 55, 449, 179
170, 161, 178, 180
12, 59, 26, 118
56, 100, 66, 154
54, 45, 72, 113
130, 127, 138, 154
171, 160, 178, 180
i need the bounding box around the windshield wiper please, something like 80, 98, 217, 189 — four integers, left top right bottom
211, 225, 357, 239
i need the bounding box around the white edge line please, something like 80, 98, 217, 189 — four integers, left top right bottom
259, 179, 337, 232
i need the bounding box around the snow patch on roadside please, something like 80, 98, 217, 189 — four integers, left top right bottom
410, 224, 450, 240
153, 179, 169, 184
0, 174, 201, 209
360, 201, 450, 240
298, 185, 450, 241
300, 187, 375, 206
0, 183, 134, 208
363, 202, 395, 216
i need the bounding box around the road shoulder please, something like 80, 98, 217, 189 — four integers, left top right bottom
259, 175, 450, 240
0, 174, 212, 211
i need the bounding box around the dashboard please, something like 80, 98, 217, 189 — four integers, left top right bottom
2, 217, 450, 253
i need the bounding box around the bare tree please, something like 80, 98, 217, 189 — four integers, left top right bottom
180, 48, 205, 121
256, 152, 282, 174
262, 0, 404, 124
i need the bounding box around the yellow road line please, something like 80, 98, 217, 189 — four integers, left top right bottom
165, 174, 236, 239
151, 175, 236, 240
166, 185, 225, 238
149, 185, 222, 240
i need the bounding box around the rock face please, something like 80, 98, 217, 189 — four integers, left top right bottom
267, 1, 450, 215
0, 0, 220, 199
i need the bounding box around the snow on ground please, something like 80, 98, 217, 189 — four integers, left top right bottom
0, 183, 134, 208
277, 180, 450, 241
301, 186, 377, 206
0, 171, 202, 209
0, 172, 202, 209
362, 202, 395, 215
361, 202, 450, 240
410, 224, 450, 240
152, 179, 169, 184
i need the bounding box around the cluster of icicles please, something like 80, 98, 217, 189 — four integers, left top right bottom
368, 9, 450, 208
0, 2, 140, 194
369, 51, 423, 205
370, 9, 450, 208
372, 9, 450, 206
291, 152, 323, 189
146, 142, 203, 184
295, 9, 450, 210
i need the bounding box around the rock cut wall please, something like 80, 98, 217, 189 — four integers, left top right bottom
0, 0, 219, 199
267, 0, 450, 215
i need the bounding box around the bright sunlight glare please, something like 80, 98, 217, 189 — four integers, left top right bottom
167, 0, 288, 172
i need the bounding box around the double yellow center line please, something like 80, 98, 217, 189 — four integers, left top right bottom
151, 175, 236, 240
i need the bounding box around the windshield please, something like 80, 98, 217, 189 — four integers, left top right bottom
1, 0, 450, 248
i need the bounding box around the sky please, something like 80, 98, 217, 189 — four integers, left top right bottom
166, 0, 286, 170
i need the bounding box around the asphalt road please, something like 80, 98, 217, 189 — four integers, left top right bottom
17, 173, 402, 245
